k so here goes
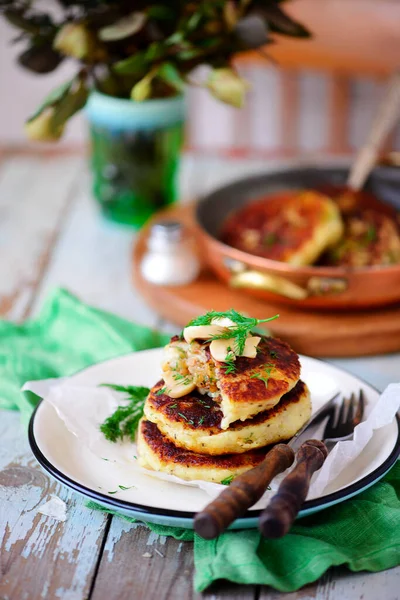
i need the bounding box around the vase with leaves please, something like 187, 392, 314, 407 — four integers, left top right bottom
1, 1, 309, 227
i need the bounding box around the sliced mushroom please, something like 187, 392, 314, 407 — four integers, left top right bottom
210, 338, 236, 362
210, 335, 261, 362
241, 335, 261, 358
183, 317, 236, 343
163, 371, 196, 398
183, 324, 225, 343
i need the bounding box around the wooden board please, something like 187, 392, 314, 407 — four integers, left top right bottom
132, 204, 400, 358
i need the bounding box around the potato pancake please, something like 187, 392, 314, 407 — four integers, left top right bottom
144, 380, 311, 455
162, 336, 300, 429
220, 189, 343, 266
137, 419, 270, 483
215, 336, 300, 428
323, 209, 400, 267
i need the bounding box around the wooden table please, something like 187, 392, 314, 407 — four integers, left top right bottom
0, 150, 399, 600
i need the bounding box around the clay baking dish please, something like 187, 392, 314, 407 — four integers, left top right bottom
195, 165, 400, 310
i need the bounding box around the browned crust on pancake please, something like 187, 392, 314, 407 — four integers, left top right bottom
147, 379, 306, 433
140, 420, 268, 468
215, 336, 300, 406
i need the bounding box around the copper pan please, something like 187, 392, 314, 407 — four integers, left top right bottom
194, 165, 400, 310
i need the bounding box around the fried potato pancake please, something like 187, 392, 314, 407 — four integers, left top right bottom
162, 336, 301, 429
216, 336, 301, 428
144, 380, 311, 455
220, 190, 344, 266
323, 209, 400, 267
137, 419, 270, 483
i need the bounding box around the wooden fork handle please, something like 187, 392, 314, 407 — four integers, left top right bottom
259, 440, 328, 539
194, 444, 294, 540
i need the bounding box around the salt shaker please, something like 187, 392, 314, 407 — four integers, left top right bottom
140, 220, 200, 286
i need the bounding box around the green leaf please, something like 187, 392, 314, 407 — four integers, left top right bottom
50, 77, 89, 130
176, 47, 204, 61
4, 8, 55, 35
257, 5, 310, 38
186, 11, 202, 31
131, 74, 153, 101
113, 51, 148, 76
25, 76, 88, 142
53, 23, 96, 61
145, 42, 166, 62
158, 62, 185, 92
207, 68, 250, 108
28, 80, 72, 123
166, 31, 184, 46
99, 12, 147, 42
147, 5, 175, 20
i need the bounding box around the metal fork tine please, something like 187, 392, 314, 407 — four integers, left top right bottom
336, 395, 347, 425
345, 393, 355, 424
354, 389, 365, 426
323, 390, 365, 441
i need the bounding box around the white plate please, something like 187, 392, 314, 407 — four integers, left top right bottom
29, 350, 400, 529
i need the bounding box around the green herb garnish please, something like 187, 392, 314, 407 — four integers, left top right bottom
108, 490, 118, 494
269, 350, 277, 359
172, 373, 192, 385
156, 386, 167, 396
250, 363, 275, 388
100, 384, 150, 443
118, 485, 135, 491
187, 310, 279, 356
263, 232, 278, 246
220, 475, 235, 485
169, 403, 178, 409
198, 416, 205, 426
222, 346, 237, 374
198, 399, 211, 408
365, 225, 377, 243
177, 412, 194, 425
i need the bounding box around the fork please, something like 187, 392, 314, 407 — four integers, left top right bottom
259, 390, 365, 538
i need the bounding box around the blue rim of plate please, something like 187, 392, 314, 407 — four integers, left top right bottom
28, 396, 400, 524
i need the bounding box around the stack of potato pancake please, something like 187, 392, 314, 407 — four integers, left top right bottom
138, 315, 311, 483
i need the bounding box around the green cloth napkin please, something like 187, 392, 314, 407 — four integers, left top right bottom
1, 288, 399, 592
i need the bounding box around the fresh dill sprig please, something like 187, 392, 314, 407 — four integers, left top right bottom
198, 399, 211, 408
172, 372, 192, 385
187, 310, 279, 356
100, 384, 150, 443
177, 412, 194, 425
222, 346, 237, 374
250, 363, 275, 388
220, 475, 235, 485
156, 386, 167, 396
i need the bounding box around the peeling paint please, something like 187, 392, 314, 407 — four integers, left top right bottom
0, 411, 109, 599
147, 530, 167, 546
105, 518, 138, 563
